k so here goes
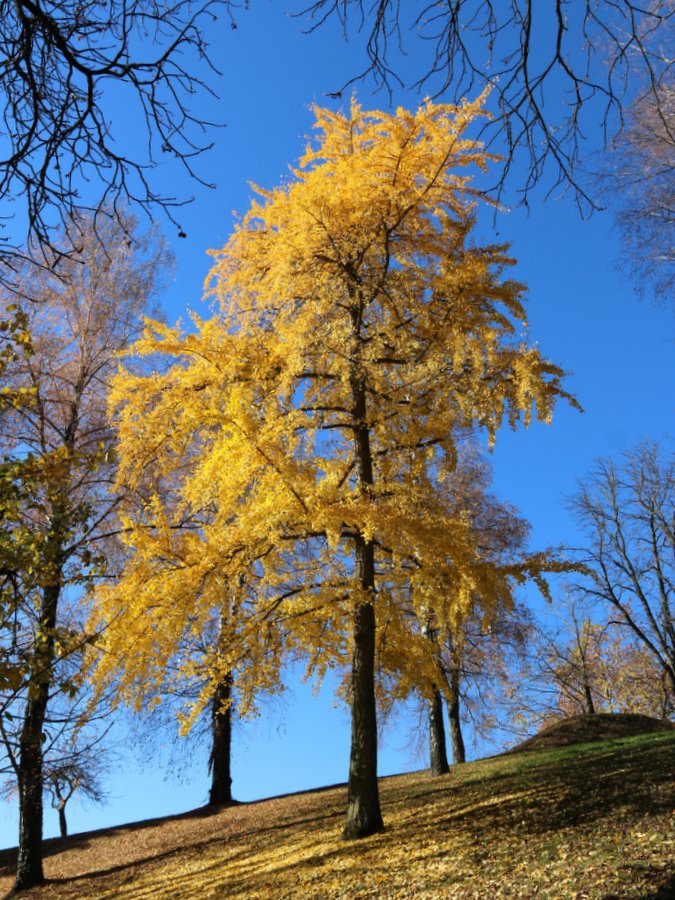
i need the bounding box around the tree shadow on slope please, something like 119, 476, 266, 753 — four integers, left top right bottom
393, 732, 675, 835
1, 733, 672, 898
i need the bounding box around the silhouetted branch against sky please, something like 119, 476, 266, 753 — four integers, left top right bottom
298, 0, 672, 210
0, 2, 671, 277
0, 0, 237, 269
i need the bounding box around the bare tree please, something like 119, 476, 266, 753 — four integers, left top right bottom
570, 442, 674, 706
542, 594, 601, 717
602, 81, 674, 301
301, 0, 673, 207
1, 655, 117, 842
512, 589, 675, 727
0, 0, 241, 272
0, 211, 169, 892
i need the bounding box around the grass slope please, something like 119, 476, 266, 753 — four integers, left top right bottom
1, 730, 673, 899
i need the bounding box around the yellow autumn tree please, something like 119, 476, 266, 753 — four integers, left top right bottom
89, 95, 576, 839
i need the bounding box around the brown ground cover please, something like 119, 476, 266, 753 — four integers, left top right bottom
1, 722, 673, 899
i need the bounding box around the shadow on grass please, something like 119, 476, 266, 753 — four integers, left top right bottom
1, 731, 672, 898
0, 779, 349, 878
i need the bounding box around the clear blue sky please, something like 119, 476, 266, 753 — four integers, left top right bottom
1, 2, 672, 850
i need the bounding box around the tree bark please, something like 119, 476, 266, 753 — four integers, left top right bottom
343, 349, 383, 840
447, 665, 466, 765
582, 676, 596, 716
343, 570, 384, 839
209, 672, 234, 806
14, 579, 60, 892
58, 805, 68, 839
428, 688, 450, 775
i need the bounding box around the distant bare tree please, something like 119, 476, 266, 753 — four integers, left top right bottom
603, 82, 674, 301
513, 588, 675, 727
570, 442, 674, 706
1, 656, 116, 841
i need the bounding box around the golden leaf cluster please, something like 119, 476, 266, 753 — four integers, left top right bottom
89, 95, 576, 725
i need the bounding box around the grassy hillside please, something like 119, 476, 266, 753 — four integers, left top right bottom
1, 730, 673, 898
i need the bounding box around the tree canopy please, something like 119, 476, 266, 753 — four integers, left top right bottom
89, 95, 576, 840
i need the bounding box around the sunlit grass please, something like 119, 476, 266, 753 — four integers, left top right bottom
1, 731, 673, 898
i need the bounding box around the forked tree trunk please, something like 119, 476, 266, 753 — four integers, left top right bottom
428, 688, 450, 775
446, 665, 466, 765
209, 672, 234, 806
53, 782, 69, 839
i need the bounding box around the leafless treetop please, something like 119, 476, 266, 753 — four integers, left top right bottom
0, 0, 236, 266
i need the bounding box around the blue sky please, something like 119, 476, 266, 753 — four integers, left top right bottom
1, 2, 673, 850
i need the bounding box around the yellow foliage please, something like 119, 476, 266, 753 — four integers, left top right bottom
88, 95, 576, 727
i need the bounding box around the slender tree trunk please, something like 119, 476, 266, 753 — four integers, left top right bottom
446, 665, 466, 765
582, 675, 596, 715
58, 804, 68, 839
420, 617, 449, 775
209, 672, 234, 806
14, 578, 60, 893
428, 688, 450, 775
343, 346, 383, 840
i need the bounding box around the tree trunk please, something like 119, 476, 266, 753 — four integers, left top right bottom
209, 672, 234, 806
343, 568, 384, 839
447, 665, 466, 765
664, 664, 675, 709
428, 688, 450, 775
582, 676, 596, 715
14, 578, 61, 892
15, 708, 46, 891
58, 804, 68, 839
343, 349, 383, 840
420, 617, 449, 775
